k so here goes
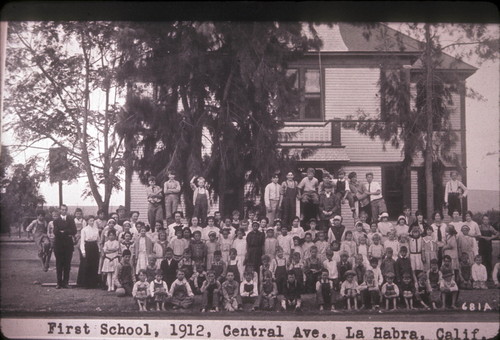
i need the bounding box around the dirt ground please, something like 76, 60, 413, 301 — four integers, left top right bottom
1, 242, 499, 321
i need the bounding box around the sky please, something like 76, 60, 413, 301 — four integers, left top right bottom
1, 22, 499, 207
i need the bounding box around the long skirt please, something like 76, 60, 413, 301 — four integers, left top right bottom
83, 242, 100, 288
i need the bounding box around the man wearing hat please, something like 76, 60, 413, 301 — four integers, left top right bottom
264, 174, 282, 225
319, 182, 340, 231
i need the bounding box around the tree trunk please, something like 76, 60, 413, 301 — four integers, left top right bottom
424, 24, 435, 222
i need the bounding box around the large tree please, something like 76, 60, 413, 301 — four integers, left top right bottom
0, 148, 46, 233
344, 23, 498, 220
4, 22, 127, 213
116, 22, 321, 215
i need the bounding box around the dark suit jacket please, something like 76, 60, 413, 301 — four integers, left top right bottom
53, 215, 77, 251
160, 258, 179, 287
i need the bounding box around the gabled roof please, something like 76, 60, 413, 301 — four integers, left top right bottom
306, 23, 477, 72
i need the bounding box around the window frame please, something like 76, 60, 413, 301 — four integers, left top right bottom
287, 67, 324, 121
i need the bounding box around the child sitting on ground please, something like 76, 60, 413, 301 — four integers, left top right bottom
150, 269, 168, 311
358, 269, 381, 310
168, 269, 194, 310
281, 271, 302, 312
381, 272, 399, 310
471, 255, 488, 290
114, 249, 136, 296
316, 269, 336, 311
221, 271, 242, 311
340, 270, 359, 310
256, 270, 278, 311
240, 269, 259, 308
440, 270, 459, 310
132, 269, 150, 312
414, 272, 432, 310
399, 272, 415, 310
200, 270, 221, 312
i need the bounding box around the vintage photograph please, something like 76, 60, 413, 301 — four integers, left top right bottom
0, 2, 498, 339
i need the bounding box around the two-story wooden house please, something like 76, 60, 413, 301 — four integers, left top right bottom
127, 23, 476, 226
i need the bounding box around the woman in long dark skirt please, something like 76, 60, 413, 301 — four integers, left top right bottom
80, 220, 101, 288
246, 222, 265, 270
477, 215, 499, 279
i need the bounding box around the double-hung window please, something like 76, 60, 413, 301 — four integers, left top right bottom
287, 68, 322, 121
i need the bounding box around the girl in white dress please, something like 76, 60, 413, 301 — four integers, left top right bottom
101, 230, 120, 291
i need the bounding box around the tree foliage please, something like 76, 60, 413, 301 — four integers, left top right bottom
5, 21, 127, 213
116, 22, 321, 214
0, 151, 46, 232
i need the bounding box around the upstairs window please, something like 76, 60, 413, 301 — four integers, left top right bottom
287, 68, 323, 121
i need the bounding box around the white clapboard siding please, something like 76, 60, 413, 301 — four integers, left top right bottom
448, 92, 461, 130
324, 67, 380, 120
411, 170, 419, 213
342, 128, 403, 162
280, 125, 331, 142
339, 166, 382, 230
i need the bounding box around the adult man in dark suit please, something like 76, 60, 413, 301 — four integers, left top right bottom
53, 204, 77, 289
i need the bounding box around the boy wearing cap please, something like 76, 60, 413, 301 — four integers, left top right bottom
319, 183, 340, 231
364, 173, 387, 223
440, 270, 459, 309
340, 270, 359, 310
264, 174, 282, 224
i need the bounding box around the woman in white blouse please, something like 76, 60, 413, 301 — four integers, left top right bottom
80, 220, 100, 288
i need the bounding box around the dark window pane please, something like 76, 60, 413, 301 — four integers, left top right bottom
305, 96, 321, 119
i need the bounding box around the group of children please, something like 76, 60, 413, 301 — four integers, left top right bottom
95, 205, 495, 313
27, 200, 498, 313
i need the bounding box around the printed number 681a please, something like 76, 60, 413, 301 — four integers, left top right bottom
461, 302, 492, 311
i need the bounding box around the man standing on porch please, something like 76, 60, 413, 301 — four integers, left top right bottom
265, 174, 282, 225
444, 171, 468, 217
348, 172, 371, 223
364, 172, 387, 223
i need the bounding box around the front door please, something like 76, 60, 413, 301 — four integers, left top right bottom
382, 166, 405, 218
